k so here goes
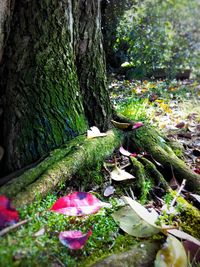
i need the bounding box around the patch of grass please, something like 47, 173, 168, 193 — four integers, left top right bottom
116, 98, 152, 121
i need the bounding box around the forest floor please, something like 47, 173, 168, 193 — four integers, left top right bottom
0, 77, 200, 267
109, 76, 200, 175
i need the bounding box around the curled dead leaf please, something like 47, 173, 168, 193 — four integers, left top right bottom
87, 126, 107, 139
110, 167, 135, 181
175, 121, 185, 129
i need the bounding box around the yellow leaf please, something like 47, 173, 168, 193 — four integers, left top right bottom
111, 120, 132, 130
154, 235, 187, 267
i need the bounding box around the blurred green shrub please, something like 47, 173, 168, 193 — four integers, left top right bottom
114, 0, 200, 78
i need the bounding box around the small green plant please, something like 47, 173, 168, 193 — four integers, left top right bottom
140, 179, 152, 204
116, 98, 151, 121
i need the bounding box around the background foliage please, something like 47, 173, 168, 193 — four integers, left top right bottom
114, 0, 200, 78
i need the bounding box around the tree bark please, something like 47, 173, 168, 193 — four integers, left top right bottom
0, 0, 112, 175
74, 0, 112, 130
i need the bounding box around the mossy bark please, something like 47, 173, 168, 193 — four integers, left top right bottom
73, 0, 113, 131
124, 125, 200, 194
0, 130, 122, 207
0, 0, 113, 175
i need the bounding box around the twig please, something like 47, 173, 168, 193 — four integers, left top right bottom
121, 163, 131, 170
124, 188, 130, 198
0, 218, 32, 237
129, 186, 135, 200
52, 255, 65, 267
170, 179, 186, 207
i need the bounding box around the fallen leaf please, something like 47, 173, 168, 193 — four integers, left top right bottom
175, 122, 185, 129
167, 229, 200, 246
59, 229, 92, 250
87, 126, 107, 139
154, 235, 187, 267
111, 120, 132, 130
119, 146, 137, 157
0, 195, 19, 229
166, 125, 179, 131
104, 186, 115, 197
178, 132, 192, 139
110, 167, 135, 181
183, 240, 200, 263
51, 192, 111, 216
112, 206, 160, 237
119, 146, 131, 157
122, 196, 159, 227
132, 122, 143, 129
194, 168, 200, 174
33, 228, 45, 237
190, 193, 200, 204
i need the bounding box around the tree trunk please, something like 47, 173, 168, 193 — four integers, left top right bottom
0, 0, 112, 175
74, 0, 112, 130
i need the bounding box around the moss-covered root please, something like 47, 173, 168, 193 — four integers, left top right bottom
90, 241, 160, 267
126, 125, 200, 194
130, 156, 147, 198
172, 194, 200, 239
0, 136, 85, 197
140, 157, 170, 191
2, 130, 122, 207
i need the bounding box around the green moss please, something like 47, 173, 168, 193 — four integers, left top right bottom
179, 206, 200, 239
159, 192, 200, 239
0, 194, 137, 267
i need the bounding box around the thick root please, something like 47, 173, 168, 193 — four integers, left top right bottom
124, 125, 200, 194
0, 130, 122, 207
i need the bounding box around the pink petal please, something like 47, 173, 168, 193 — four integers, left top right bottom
0, 195, 9, 209
132, 122, 143, 129
59, 229, 92, 250
51, 192, 106, 216
0, 195, 19, 229
130, 153, 137, 157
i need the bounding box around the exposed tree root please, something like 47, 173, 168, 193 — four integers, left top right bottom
0, 130, 122, 207
129, 156, 146, 197
91, 241, 160, 267
0, 123, 200, 215
124, 124, 200, 194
